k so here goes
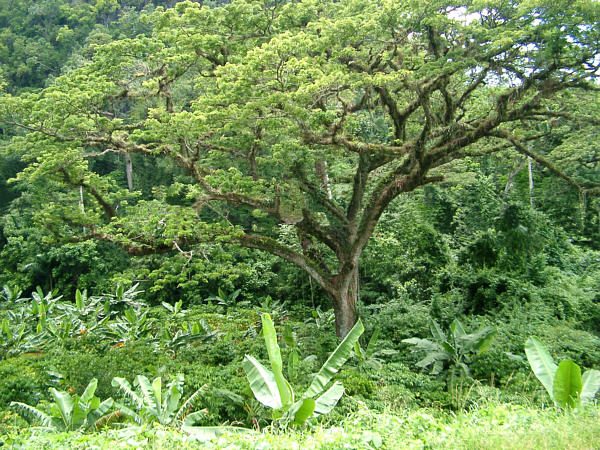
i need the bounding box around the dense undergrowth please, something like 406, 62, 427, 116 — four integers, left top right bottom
0, 292, 598, 448
2, 404, 599, 449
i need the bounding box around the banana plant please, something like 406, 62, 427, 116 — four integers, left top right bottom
162, 299, 185, 317
1, 284, 23, 304
354, 326, 397, 371
111, 374, 250, 441
206, 287, 243, 309
112, 374, 202, 426
525, 337, 600, 409
259, 296, 288, 322
403, 319, 496, 378
243, 313, 364, 425
150, 322, 220, 354
106, 307, 151, 344
0, 318, 49, 356
103, 283, 146, 313
305, 306, 335, 330
282, 323, 316, 381
72, 289, 111, 329
10, 378, 114, 431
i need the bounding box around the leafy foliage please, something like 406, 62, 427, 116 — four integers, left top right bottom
525, 337, 600, 409
10, 378, 114, 431
403, 319, 496, 378
243, 313, 363, 425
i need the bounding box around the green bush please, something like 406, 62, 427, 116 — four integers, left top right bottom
0, 355, 55, 407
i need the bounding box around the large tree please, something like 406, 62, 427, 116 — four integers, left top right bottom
2, 0, 600, 336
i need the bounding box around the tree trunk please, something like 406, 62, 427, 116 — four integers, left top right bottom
331, 266, 359, 338
315, 160, 332, 200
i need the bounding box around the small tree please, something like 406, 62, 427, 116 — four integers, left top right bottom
2, 0, 600, 336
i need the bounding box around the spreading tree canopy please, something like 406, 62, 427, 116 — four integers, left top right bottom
2, 0, 600, 336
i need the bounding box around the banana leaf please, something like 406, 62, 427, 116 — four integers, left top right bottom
581, 369, 600, 405
525, 337, 557, 398
242, 354, 282, 409
304, 319, 363, 399
553, 360, 582, 409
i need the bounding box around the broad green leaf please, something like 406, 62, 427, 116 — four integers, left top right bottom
457, 326, 497, 354
165, 374, 184, 417
10, 402, 53, 427
402, 338, 443, 352
288, 348, 299, 380
290, 398, 316, 425
305, 319, 364, 399
75, 289, 83, 310
314, 381, 344, 415
135, 375, 155, 407
365, 327, 381, 356
151, 377, 163, 421
71, 401, 86, 430
430, 320, 446, 342
553, 360, 582, 409
283, 324, 295, 347
525, 337, 557, 398
440, 341, 456, 355
49, 388, 74, 429
242, 355, 282, 409
580, 369, 600, 405
450, 319, 467, 338
261, 313, 292, 407
416, 352, 450, 369
112, 377, 143, 410
80, 378, 98, 404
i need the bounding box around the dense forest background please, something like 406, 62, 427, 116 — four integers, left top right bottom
0, 0, 599, 446
1, 0, 598, 324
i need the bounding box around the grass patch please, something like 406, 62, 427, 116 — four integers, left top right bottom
3, 403, 598, 449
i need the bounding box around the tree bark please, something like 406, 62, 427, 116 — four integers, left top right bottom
331, 265, 359, 338
315, 160, 332, 200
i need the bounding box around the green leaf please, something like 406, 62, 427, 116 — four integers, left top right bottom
261, 313, 292, 407
314, 381, 344, 415
430, 320, 446, 342
416, 352, 450, 369
525, 337, 557, 398
365, 327, 381, 356
304, 319, 364, 399
10, 402, 53, 427
80, 378, 98, 404
450, 319, 467, 338
164, 374, 184, 419
288, 348, 299, 380
553, 360, 582, 409
75, 289, 83, 310
70, 401, 86, 431
49, 388, 74, 429
283, 324, 295, 347
580, 369, 600, 405
242, 355, 282, 409
457, 326, 496, 354
289, 398, 316, 425
112, 377, 143, 409
402, 338, 442, 352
